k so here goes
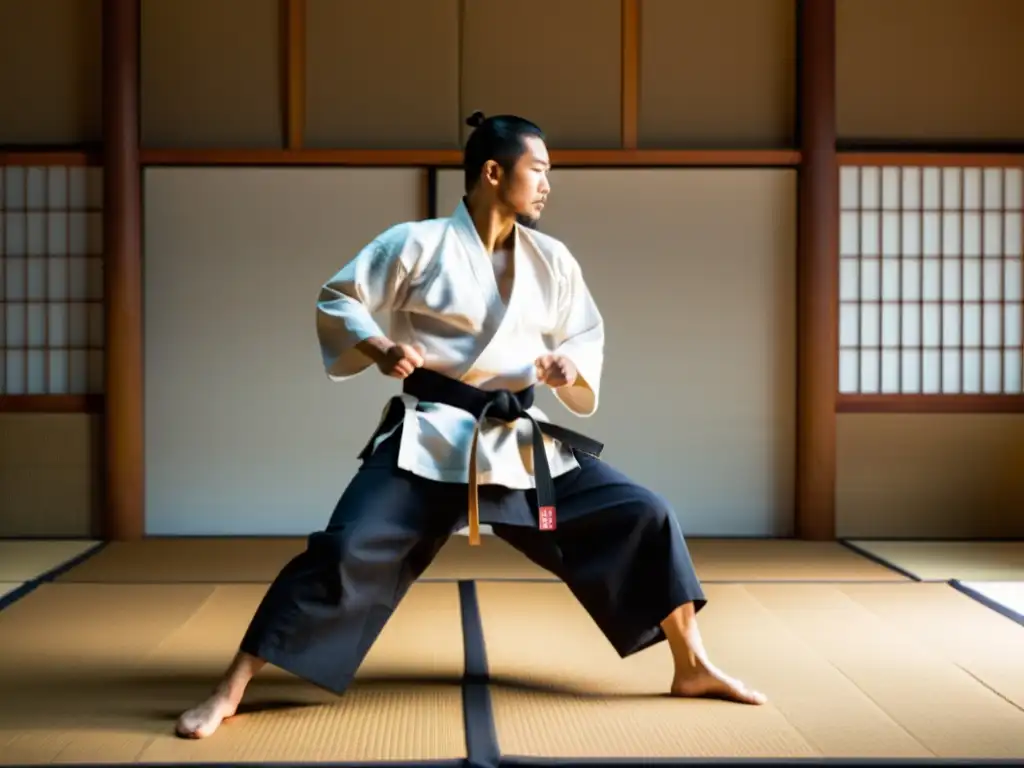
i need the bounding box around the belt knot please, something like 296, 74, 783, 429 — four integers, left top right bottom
485, 389, 527, 421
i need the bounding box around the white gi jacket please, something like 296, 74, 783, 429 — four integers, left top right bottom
316, 199, 605, 492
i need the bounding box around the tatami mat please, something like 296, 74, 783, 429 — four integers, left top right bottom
426, 536, 552, 580
687, 538, 907, 581
0, 581, 466, 764
55, 535, 905, 584
53, 537, 305, 584
477, 581, 1024, 760
846, 539, 1024, 581
428, 537, 890, 582
53, 535, 552, 583
0, 539, 101, 582
959, 581, 1024, 622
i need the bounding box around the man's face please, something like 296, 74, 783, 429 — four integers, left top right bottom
499, 136, 551, 228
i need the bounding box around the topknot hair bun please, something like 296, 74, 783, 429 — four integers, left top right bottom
465, 110, 486, 128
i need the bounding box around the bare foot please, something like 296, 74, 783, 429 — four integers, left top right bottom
660, 603, 766, 705
671, 659, 767, 705
176, 650, 264, 739
176, 688, 240, 739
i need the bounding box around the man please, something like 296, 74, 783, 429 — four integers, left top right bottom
176, 111, 765, 739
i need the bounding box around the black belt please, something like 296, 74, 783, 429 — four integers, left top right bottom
363, 368, 604, 545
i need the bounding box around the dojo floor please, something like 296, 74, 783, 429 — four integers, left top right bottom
1, 536, 1023, 767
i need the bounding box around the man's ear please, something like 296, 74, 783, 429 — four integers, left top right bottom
482, 159, 503, 187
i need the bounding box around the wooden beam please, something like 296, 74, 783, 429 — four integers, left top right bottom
11, 147, 1024, 170
102, 0, 144, 541
0, 150, 101, 165
0, 395, 103, 414
281, 0, 306, 149
837, 395, 1024, 414
138, 148, 801, 167
795, 0, 838, 541
839, 152, 1024, 167
621, 0, 639, 149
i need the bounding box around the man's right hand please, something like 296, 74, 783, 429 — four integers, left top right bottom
359, 337, 425, 379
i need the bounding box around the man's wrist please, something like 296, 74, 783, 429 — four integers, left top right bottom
356, 336, 394, 364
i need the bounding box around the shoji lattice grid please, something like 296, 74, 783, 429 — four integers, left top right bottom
839, 165, 1023, 395
0, 166, 105, 395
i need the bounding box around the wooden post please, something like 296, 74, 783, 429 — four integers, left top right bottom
281, 0, 306, 149
795, 0, 838, 540
621, 0, 639, 149
102, 0, 144, 540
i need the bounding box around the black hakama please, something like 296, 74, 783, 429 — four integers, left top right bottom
239, 370, 706, 695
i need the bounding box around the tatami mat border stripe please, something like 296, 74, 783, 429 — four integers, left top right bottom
3, 758, 1024, 768
0, 762, 466, 768
435, 579, 912, 585
459, 580, 501, 768
0, 541, 107, 612
2, 761, 1023, 768
949, 579, 1024, 628
501, 758, 1024, 767
838, 540, 923, 581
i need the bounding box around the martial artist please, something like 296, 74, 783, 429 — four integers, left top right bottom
176, 111, 766, 739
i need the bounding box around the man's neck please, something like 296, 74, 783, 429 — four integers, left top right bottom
465, 196, 516, 254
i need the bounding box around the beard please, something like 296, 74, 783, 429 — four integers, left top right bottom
515, 212, 541, 230
494, 185, 542, 230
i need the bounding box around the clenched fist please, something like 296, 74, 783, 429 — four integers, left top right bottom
358, 337, 425, 379
378, 342, 425, 379
535, 354, 578, 388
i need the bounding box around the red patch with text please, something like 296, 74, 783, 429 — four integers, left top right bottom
538, 506, 557, 531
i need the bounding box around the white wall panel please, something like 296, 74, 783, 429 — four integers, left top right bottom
143, 168, 423, 534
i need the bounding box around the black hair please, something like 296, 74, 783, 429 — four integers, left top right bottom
462, 111, 545, 194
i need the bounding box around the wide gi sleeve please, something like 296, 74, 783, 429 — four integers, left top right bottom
316, 234, 409, 380
550, 250, 605, 417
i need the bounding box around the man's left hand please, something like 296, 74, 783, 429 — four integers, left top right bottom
535, 354, 578, 388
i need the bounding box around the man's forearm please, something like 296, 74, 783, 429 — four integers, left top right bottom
355, 336, 394, 365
